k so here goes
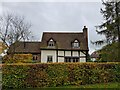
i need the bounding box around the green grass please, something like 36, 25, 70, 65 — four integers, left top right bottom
6, 82, 120, 90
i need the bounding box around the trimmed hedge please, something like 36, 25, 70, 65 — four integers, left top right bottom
2, 62, 120, 88
2, 54, 33, 63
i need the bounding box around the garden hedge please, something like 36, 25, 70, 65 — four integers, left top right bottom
2, 54, 33, 63
2, 62, 120, 88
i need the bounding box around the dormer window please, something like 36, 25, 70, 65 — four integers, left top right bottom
72, 40, 80, 48
48, 39, 55, 47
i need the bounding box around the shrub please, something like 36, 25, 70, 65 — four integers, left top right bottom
25, 64, 49, 87
2, 62, 120, 89
2, 64, 29, 88
2, 54, 33, 63
46, 63, 68, 87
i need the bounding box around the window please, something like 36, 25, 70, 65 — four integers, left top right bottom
65, 57, 71, 62
73, 58, 79, 62
64, 57, 79, 62
47, 56, 53, 62
48, 39, 55, 47
33, 55, 38, 60
72, 40, 80, 48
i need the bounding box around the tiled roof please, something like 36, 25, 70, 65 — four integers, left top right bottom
8, 42, 41, 54
8, 27, 89, 53
91, 51, 99, 58
40, 32, 89, 50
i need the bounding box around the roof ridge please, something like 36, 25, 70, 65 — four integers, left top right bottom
43, 32, 83, 34
19, 41, 41, 43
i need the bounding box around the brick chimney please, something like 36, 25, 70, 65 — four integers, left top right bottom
83, 26, 89, 62
83, 26, 88, 48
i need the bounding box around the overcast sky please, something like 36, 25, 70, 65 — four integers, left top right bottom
0, 0, 105, 54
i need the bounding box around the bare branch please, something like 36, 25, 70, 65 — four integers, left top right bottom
0, 12, 32, 47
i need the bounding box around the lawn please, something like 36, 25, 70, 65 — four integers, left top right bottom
6, 82, 120, 90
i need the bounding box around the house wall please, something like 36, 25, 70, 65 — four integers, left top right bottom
80, 51, 86, 62
73, 51, 78, 56
91, 58, 96, 62
65, 51, 71, 56
80, 58, 86, 62
41, 50, 56, 63
41, 50, 86, 63
80, 52, 86, 56
58, 51, 64, 56
57, 50, 86, 62
32, 54, 41, 62
58, 57, 64, 62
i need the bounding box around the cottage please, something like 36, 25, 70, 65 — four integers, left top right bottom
8, 26, 89, 63
91, 51, 99, 61
7, 42, 41, 61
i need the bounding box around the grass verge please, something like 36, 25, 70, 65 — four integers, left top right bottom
6, 82, 120, 90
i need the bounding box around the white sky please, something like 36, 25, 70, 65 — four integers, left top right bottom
0, 0, 105, 54
1, 0, 102, 2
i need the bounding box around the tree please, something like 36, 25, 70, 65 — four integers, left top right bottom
93, 0, 120, 45
0, 12, 31, 47
96, 42, 119, 62
92, 0, 120, 62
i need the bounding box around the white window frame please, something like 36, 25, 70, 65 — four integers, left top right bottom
72, 40, 80, 48
48, 39, 55, 47
47, 56, 53, 63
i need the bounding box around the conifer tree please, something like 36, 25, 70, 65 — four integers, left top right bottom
94, 0, 120, 44
93, 0, 120, 61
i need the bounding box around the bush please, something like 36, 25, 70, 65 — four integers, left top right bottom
25, 64, 49, 87
2, 64, 29, 88
2, 62, 120, 89
2, 54, 33, 63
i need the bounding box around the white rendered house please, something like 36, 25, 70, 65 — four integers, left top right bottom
40, 26, 89, 63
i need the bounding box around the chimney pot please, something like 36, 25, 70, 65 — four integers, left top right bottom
84, 26, 88, 29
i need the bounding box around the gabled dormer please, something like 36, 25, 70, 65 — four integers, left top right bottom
47, 38, 55, 48
72, 39, 80, 48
